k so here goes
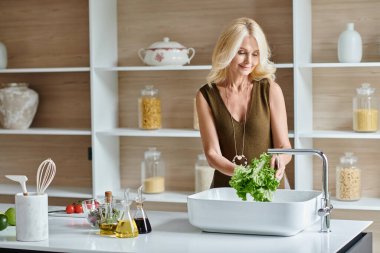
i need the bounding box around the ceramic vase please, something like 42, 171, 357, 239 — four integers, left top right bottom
338, 23, 362, 63
0, 41, 7, 69
0, 83, 39, 129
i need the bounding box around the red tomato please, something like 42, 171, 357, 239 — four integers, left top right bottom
74, 203, 83, 213
66, 204, 75, 214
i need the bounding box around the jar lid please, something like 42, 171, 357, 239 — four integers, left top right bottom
141, 85, 158, 96
0, 82, 29, 88
144, 147, 161, 159
356, 83, 375, 96
340, 152, 357, 165
146, 37, 186, 50
198, 153, 207, 161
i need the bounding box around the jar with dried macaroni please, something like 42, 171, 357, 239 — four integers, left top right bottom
335, 152, 361, 201
138, 85, 162, 129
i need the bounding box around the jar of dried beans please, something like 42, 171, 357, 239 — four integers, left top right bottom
138, 85, 162, 129
353, 83, 379, 132
335, 152, 361, 201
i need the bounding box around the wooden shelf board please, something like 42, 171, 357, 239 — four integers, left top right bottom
0, 184, 92, 199
0, 67, 90, 73
0, 128, 91, 136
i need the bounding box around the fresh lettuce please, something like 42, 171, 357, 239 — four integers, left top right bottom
229, 153, 279, 202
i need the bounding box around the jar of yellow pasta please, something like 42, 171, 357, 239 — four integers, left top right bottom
353, 83, 378, 132
336, 152, 361, 201
138, 85, 162, 129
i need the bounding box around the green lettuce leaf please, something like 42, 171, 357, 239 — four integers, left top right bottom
229, 153, 279, 202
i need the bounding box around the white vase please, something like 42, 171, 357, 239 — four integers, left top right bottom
338, 23, 362, 63
0, 41, 7, 69
0, 83, 39, 129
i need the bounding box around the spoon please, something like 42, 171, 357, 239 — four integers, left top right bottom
5, 175, 28, 196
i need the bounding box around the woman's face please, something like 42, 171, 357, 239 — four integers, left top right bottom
229, 35, 260, 77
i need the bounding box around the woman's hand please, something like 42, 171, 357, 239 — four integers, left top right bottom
270, 154, 286, 181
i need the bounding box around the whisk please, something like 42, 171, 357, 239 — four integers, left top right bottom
36, 158, 56, 195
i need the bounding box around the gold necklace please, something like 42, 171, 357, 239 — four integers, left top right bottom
225, 83, 250, 167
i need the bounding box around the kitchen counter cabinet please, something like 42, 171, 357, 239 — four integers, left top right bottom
0, 209, 372, 253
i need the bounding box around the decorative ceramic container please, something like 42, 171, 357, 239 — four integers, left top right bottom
0, 83, 39, 129
0, 41, 7, 69
338, 23, 362, 63
138, 37, 195, 66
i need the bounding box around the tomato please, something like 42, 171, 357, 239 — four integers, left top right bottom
74, 203, 83, 214
65, 204, 75, 214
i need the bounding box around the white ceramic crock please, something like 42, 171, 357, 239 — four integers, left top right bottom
138, 37, 195, 66
16, 192, 48, 241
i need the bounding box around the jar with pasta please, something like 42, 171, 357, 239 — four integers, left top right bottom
335, 152, 361, 201
353, 83, 379, 132
138, 85, 162, 129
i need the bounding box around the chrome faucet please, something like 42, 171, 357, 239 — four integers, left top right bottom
267, 148, 333, 233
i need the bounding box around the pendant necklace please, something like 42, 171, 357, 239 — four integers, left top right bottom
225, 83, 250, 167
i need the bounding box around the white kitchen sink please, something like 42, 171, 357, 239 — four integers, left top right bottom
187, 187, 322, 236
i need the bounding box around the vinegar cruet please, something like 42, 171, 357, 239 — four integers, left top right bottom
134, 186, 152, 234
115, 189, 139, 238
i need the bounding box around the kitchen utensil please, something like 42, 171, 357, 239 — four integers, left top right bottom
36, 158, 56, 195
5, 175, 28, 196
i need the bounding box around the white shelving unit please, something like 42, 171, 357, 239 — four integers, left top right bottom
1, 0, 379, 211
293, 0, 380, 211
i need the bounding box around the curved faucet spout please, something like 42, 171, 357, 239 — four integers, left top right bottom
267, 148, 332, 233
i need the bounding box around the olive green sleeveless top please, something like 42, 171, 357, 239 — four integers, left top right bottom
199, 79, 273, 188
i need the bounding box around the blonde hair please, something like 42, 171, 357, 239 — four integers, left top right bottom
207, 17, 276, 84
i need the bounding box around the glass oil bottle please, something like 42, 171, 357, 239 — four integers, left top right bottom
134, 186, 152, 234
115, 189, 139, 238
99, 191, 118, 236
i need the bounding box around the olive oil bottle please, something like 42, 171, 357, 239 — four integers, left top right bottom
99, 191, 117, 236
115, 189, 138, 238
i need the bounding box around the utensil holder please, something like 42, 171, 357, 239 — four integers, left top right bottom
15, 192, 48, 241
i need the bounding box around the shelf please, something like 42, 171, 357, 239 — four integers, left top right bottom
98, 190, 380, 208
299, 62, 380, 68
331, 197, 380, 211
0, 128, 91, 136
97, 128, 295, 138
97, 128, 201, 137
298, 130, 380, 139
0, 67, 91, 73
109, 190, 190, 204
95, 63, 293, 72
0, 184, 92, 199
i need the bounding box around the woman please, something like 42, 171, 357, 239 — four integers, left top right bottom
196, 17, 292, 188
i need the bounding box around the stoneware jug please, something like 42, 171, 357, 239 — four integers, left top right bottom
338, 23, 362, 63
0, 41, 7, 69
0, 83, 39, 129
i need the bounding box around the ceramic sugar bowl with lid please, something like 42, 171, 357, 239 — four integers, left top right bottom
138, 37, 195, 66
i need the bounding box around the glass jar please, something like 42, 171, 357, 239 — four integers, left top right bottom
353, 83, 379, 132
335, 152, 361, 201
138, 85, 162, 130
194, 154, 214, 192
141, 147, 165, 193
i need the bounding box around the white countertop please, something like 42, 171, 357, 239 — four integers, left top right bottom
0, 205, 373, 253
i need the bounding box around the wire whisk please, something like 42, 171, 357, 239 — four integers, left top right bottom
36, 158, 56, 195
